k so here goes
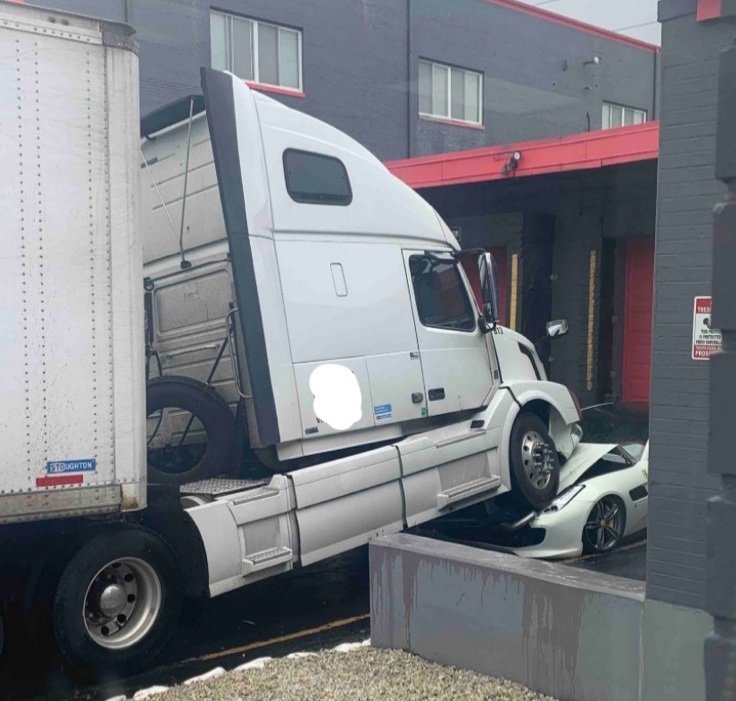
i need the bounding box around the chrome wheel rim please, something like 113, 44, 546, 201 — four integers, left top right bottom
83, 557, 162, 650
520, 429, 556, 490
584, 498, 623, 552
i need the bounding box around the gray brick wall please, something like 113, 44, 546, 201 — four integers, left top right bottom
43, 0, 656, 161
648, 0, 731, 610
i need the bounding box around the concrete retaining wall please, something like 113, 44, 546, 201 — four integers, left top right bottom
370, 534, 712, 701
370, 534, 645, 701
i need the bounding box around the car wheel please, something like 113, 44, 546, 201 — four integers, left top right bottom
508, 412, 560, 511
583, 496, 626, 554
146, 376, 235, 485
52, 526, 183, 677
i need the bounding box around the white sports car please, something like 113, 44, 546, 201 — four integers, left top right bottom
506, 442, 649, 559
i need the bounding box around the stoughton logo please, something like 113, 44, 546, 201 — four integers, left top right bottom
46, 459, 97, 474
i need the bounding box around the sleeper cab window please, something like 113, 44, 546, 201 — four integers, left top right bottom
283, 149, 352, 206
409, 255, 476, 332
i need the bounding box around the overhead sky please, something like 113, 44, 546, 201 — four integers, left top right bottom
516, 0, 661, 45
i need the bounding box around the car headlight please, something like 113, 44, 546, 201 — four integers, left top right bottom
543, 485, 585, 513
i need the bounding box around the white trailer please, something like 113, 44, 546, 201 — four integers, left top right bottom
0, 1, 583, 677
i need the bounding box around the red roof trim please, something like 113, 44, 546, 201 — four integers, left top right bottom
245, 81, 305, 99
386, 122, 660, 189
697, 0, 722, 21
483, 0, 660, 53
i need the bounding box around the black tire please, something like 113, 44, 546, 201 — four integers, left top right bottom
52, 526, 183, 678
582, 496, 626, 554
147, 375, 235, 485
508, 411, 560, 511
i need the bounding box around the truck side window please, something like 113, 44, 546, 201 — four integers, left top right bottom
283, 149, 352, 205
409, 255, 476, 332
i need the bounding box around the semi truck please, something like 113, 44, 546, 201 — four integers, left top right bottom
0, 1, 583, 677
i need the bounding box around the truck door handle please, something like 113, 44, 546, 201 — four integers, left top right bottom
411, 392, 424, 404
428, 388, 445, 401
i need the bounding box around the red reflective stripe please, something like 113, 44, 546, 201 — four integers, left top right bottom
483, 0, 660, 53
36, 474, 84, 487
386, 122, 659, 189
697, 0, 722, 21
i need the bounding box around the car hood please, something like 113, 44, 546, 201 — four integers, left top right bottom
557, 443, 619, 493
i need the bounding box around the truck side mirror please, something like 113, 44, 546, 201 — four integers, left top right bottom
479, 253, 500, 325
546, 319, 568, 338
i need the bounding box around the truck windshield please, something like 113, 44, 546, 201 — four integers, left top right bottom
409, 255, 476, 332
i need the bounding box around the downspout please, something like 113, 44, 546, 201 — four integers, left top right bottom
652, 49, 659, 120
407, 0, 412, 158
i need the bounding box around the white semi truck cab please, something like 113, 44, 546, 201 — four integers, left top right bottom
0, 1, 582, 677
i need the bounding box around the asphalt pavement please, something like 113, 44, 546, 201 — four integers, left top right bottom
0, 550, 370, 701
565, 538, 646, 581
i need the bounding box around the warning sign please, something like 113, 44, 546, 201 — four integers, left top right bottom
692, 296, 722, 360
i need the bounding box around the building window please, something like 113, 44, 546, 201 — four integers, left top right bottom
602, 102, 647, 129
283, 149, 352, 206
409, 255, 476, 332
418, 60, 482, 125
210, 11, 302, 90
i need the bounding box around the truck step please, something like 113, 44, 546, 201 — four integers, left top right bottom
181, 477, 270, 498
437, 476, 501, 510
242, 546, 293, 575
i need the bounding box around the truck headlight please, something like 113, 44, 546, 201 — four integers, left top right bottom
544, 485, 585, 513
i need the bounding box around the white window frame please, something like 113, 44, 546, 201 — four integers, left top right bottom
418, 59, 483, 126
211, 10, 303, 91
602, 101, 647, 129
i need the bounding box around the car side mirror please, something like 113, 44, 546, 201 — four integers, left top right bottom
546, 319, 568, 338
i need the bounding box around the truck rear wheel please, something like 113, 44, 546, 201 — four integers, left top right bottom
147, 375, 235, 485
508, 411, 560, 511
52, 526, 182, 677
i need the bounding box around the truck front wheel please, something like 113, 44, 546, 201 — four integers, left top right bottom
508, 411, 560, 511
52, 526, 183, 677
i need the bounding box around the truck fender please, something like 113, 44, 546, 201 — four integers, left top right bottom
502, 381, 581, 461
137, 486, 210, 599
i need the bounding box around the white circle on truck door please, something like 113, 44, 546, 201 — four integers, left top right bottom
309, 364, 362, 431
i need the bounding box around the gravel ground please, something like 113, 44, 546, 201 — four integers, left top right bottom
150, 646, 556, 701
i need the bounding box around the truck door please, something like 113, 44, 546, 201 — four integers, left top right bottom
403, 251, 495, 416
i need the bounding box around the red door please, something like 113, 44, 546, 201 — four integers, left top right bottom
488, 247, 508, 326
622, 238, 655, 404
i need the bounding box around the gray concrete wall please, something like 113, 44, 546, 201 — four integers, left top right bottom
641, 598, 712, 701
370, 534, 645, 701
648, 0, 732, 611
371, 534, 712, 701
43, 0, 656, 161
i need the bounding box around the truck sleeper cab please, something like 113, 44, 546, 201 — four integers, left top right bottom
141, 70, 581, 489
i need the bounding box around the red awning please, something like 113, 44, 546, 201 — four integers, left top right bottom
386, 122, 659, 190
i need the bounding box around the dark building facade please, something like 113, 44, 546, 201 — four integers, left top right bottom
42, 0, 657, 160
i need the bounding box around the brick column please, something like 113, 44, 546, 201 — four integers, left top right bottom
705, 27, 736, 701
